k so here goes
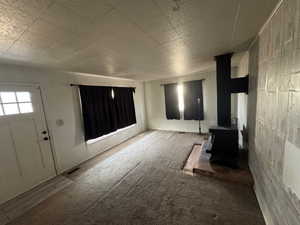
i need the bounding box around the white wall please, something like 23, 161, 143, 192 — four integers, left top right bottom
0, 63, 147, 173
236, 52, 249, 148
145, 71, 218, 133
248, 1, 300, 223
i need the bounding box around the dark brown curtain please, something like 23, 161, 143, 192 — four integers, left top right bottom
79, 85, 117, 141
113, 87, 136, 129
164, 83, 180, 120
184, 80, 204, 120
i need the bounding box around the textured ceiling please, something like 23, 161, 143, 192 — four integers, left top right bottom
0, 0, 279, 80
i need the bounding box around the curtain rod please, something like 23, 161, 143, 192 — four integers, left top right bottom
160, 82, 177, 86
159, 78, 205, 86
70, 84, 136, 89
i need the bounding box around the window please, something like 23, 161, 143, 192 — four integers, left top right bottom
0, 91, 33, 116
164, 83, 180, 120
111, 88, 115, 99
177, 84, 184, 112
164, 80, 204, 120
79, 86, 136, 141
183, 80, 204, 120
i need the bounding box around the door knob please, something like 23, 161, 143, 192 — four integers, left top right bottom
43, 137, 49, 141
42, 131, 47, 135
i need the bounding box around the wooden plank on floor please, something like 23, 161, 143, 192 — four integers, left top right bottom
183, 142, 254, 186
183, 144, 202, 174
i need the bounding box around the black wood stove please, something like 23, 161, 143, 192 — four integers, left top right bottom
209, 126, 239, 168
208, 53, 248, 168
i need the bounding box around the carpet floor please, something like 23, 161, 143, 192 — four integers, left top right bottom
7, 130, 265, 225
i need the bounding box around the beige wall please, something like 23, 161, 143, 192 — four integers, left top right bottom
145, 71, 218, 133
0, 63, 147, 173
248, 0, 300, 224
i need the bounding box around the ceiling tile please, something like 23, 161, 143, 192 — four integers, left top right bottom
156, 0, 238, 37
26, 19, 69, 40
14, 19, 90, 61
0, 0, 18, 6
0, 34, 14, 51
5, 44, 60, 67
108, 0, 178, 44
26, 19, 88, 45
7, 39, 49, 57
58, 0, 113, 21
0, 21, 26, 39
88, 10, 158, 53
0, 3, 36, 24
42, 2, 95, 33
48, 39, 88, 60
12, 0, 54, 16
144, 22, 180, 44
0, 3, 37, 40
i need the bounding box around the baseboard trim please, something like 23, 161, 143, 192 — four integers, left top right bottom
249, 164, 272, 225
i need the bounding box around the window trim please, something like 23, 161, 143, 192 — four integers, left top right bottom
86, 124, 136, 145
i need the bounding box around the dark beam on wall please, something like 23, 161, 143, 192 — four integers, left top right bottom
215, 53, 233, 127
215, 53, 248, 127
231, 76, 249, 94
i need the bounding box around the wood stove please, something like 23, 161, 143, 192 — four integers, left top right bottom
209, 53, 248, 168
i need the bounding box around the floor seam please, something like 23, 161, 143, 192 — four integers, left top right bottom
82, 161, 142, 214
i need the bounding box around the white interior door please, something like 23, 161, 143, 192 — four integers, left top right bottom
0, 85, 56, 204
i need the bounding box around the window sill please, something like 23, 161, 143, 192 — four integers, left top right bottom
86, 124, 137, 145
